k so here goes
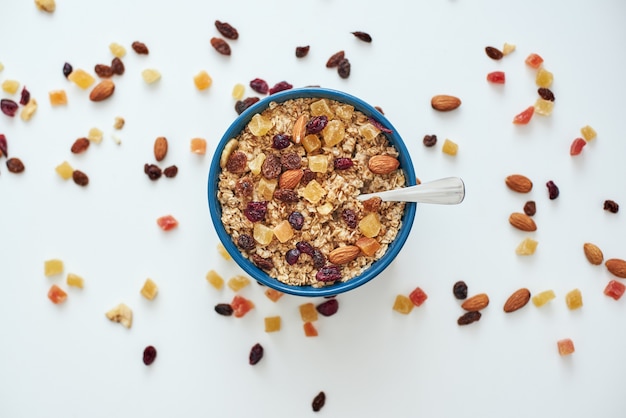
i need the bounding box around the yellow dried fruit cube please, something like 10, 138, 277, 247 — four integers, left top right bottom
48, 90, 68, 106
273, 220, 294, 243
310, 99, 333, 119
301, 134, 321, 154
55, 161, 74, 180
532, 290, 556, 307
515, 238, 538, 255
232, 83, 245, 100
20, 98, 38, 121
359, 213, 381, 238
257, 177, 277, 201
580, 125, 597, 141
264, 316, 281, 332
87, 127, 103, 143
502, 42, 516, 55
322, 119, 345, 147
335, 104, 354, 120
205, 270, 224, 290
142, 69, 161, 84
140, 278, 158, 300
392, 295, 414, 314
308, 155, 329, 173
302, 180, 325, 204
44, 259, 64, 277
66, 273, 84, 288
190, 138, 207, 155
2, 79, 19, 95
217, 243, 232, 260
109, 42, 127, 58
193, 70, 212, 90
317, 202, 334, 215
355, 236, 381, 257
565, 288, 583, 310
253, 223, 274, 246
535, 68, 554, 88
249, 153, 266, 175
358, 123, 380, 141
442, 139, 458, 156
264, 288, 284, 302
299, 303, 318, 322
534, 98, 554, 116
247, 113, 273, 136
68, 69, 95, 89
227, 275, 250, 292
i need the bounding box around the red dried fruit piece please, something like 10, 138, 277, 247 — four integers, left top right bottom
249, 78, 269, 94
48, 284, 67, 304
295, 45, 310, 58
409, 287, 428, 307
1, 99, 18, 117
111, 57, 125, 75
210, 37, 231, 56
0, 134, 8, 157
132, 41, 149, 54
163, 165, 178, 178
244, 201, 268, 222
231, 295, 254, 318
326, 51, 345, 68
570, 138, 587, 156
19, 86, 30, 105
351, 31, 372, 42
72, 170, 88, 186
272, 134, 291, 150
311, 249, 326, 270
95, 64, 114, 78
215, 20, 239, 40
316, 299, 339, 316
285, 248, 300, 265
157, 214, 178, 231
269, 81, 293, 95
144, 164, 162, 180
316, 265, 341, 282
604, 200, 619, 213
143, 346, 157, 365
525, 53, 544, 69
306, 115, 328, 134
249, 343, 263, 365
604, 280, 626, 300
513, 106, 534, 124
546, 180, 559, 200
334, 158, 354, 170
486, 71, 505, 84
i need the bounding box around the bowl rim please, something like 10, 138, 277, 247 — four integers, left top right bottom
208, 87, 417, 297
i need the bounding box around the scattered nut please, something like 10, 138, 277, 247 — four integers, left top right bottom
583, 243, 604, 265
367, 155, 400, 175
503, 288, 531, 313
154, 136, 168, 162
113, 116, 125, 130
89, 80, 115, 102
431, 95, 461, 111
461, 293, 489, 311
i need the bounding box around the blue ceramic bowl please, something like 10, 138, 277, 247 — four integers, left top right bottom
208, 87, 416, 297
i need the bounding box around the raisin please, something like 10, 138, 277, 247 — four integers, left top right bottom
243, 201, 267, 222
226, 151, 247, 173
362, 197, 381, 213
288, 211, 305, 230
215, 20, 239, 40
237, 234, 256, 250
111, 57, 125, 75
546, 180, 559, 200
274, 188, 299, 203
19, 86, 30, 106
251, 254, 273, 270
316, 299, 339, 316
485, 46, 503, 60
235, 177, 254, 197
235, 97, 259, 114
214, 303, 234, 316
269, 81, 293, 95
337, 58, 351, 79
286, 248, 300, 265
249, 343, 264, 365
261, 154, 282, 179
523, 201, 536, 216
538, 87, 555, 102
94, 64, 114, 78
249, 78, 269, 94
368, 117, 392, 133
6, 157, 24, 173
143, 346, 157, 365
144, 163, 162, 180
457, 311, 481, 325
0, 134, 7, 157
351, 31, 372, 42
296, 241, 315, 256
604, 200, 619, 213
72, 170, 89, 186
301, 168, 316, 184
453, 281, 468, 300
272, 134, 292, 150
326, 51, 345, 68
311, 249, 326, 270
306, 115, 328, 134
71, 137, 90, 154
312, 391, 326, 412
341, 209, 358, 229
210, 37, 231, 55
423, 134, 438, 147
295, 45, 310, 58
280, 152, 301, 170
333, 158, 354, 170
163, 165, 178, 178
63, 62, 73, 78
1, 99, 18, 117
132, 41, 149, 54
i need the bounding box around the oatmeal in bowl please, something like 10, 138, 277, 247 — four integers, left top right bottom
208, 88, 417, 297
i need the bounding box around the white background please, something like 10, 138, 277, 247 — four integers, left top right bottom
1, 1, 625, 417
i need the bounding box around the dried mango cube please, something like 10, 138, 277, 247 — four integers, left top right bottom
308, 155, 329, 173
565, 288, 583, 310
302, 180, 325, 204
140, 278, 158, 300
247, 113, 273, 136
442, 139, 458, 156
301, 134, 321, 154
142, 69, 161, 84
232, 83, 245, 100
310, 99, 333, 119
557, 338, 575, 356
502, 42, 516, 55
205, 270, 224, 290
109, 42, 127, 58
48, 90, 68, 106
48, 284, 67, 304
335, 104, 354, 120
534, 98, 554, 116
358, 123, 380, 141
105, 303, 133, 328
273, 220, 294, 243
264, 316, 281, 332
20, 98, 38, 121
359, 213, 381, 238
249, 153, 266, 175
257, 177, 277, 201
516, 238, 538, 255
66, 273, 84, 288
303, 321, 318, 337
44, 259, 64, 277
87, 127, 103, 143
355, 236, 381, 256
193, 70, 212, 90
217, 243, 231, 260
253, 223, 274, 246
580, 125, 597, 141
2, 79, 19, 95
299, 302, 318, 322
322, 119, 345, 147
317, 202, 334, 215
264, 288, 284, 302
535, 68, 553, 88
392, 294, 414, 314
532, 290, 555, 307
190, 138, 207, 154
227, 275, 250, 292
55, 161, 74, 180
68, 69, 95, 89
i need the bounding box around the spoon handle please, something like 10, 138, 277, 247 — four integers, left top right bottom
356, 177, 465, 204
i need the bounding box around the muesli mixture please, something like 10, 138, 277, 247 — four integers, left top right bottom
217, 97, 407, 287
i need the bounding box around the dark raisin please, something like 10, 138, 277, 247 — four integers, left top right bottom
272, 134, 292, 150
269, 81, 293, 95
235, 177, 254, 197
362, 197, 382, 213
316, 265, 341, 282
71, 137, 90, 154
214, 303, 234, 316
316, 299, 339, 316
252, 254, 274, 270
351, 31, 372, 42
62, 62, 73, 78
19, 86, 30, 106
457, 311, 482, 325
111, 57, 125, 75
312, 391, 326, 412
274, 188, 299, 203
334, 158, 354, 170
295, 45, 310, 58
523, 201, 536, 216
226, 151, 247, 173
237, 234, 256, 250
143, 345, 157, 365
375, 106, 384, 114
423, 134, 438, 147
94, 64, 114, 78
132, 41, 149, 54
1, 99, 18, 117
342, 209, 358, 229
538, 87, 555, 102
288, 211, 305, 230
249, 78, 269, 94
144, 163, 162, 180
0, 134, 7, 157
604, 200, 619, 213
261, 154, 282, 179
546, 180, 559, 200
337, 58, 351, 79
243, 201, 267, 222
453, 281, 468, 300
306, 115, 328, 134
286, 248, 301, 265
485, 46, 503, 60
6, 157, 24, 173
368, 117, 392, 133
326, 51, 345, 68
311, 249, 326, 270
72, 169, 89, 186
235, 97, 260, 114
215, 20, 239, 40
296, 241, 315, 256
210, 37, 231, 55
249, 343, 264, 365
301, 168, 316, 184
163, 165, 178, 178
280, 152, 301, 170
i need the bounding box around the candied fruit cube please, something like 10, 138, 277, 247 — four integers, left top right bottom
570, 138, 586, 156
442, 139, 458, 156
534, 98, 554, 116
302, 180, 326, 204
190, 138, 207, 154
301, 134, 321, 154
409, 287, 428, 307
231, 295, 254, 318
358, 123, 380, 141
48, 284, 67, 304
20, 98, 38, 121
392, 295, 414, 314
516, 238, 538, 255
257, 177, 277, 201
513, 106, 534, 124
486, 71, 505, 84
193, 70, 212, 90
87, 127, 103, 143
264, 316, 281, 332
299, 303, 318, 322
142, 69, 161, 84
317, 202, 334, 215
48, 90, 68, 106
253, 223, 274, 246
55, 161, 74, 180
109, 42, 127, 58
557, 338, 575, 356
355, 236, 381, 256
68, 69, 95, 89
205, 270, 224, 290
335, 104, 354, 120
580, 125, 597, 141
2, 80, 19, 95
565, 288, 583, 310
531, 290, 556, 307
273, 220, 294, 243
525, 53, 544, 69
359, 213, 381, 238
502, 43, 516, 55
228, 275, 250, 292
308, 155, 329, 173
217, 243, 231, 260
248, 113, 274, 137
322, 119, 345, 147
604, 280, 626, 300
44, 259, 64, 277
66, 273, 84, 289
249, 153, 267, 176
303, 321, 318, 337
535, 68, 553, 88
232, 83, 245, 100
156, 215, 178, 231
140, 278, 159, 300
310, 99, 333, 119
265, 288, 285, 302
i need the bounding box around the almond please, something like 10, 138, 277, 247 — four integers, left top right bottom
431, 94, 462, 111
89, 79, 115, 102
509, 212, 537, 231
583, 243, 604, 265
292, 114, 307, 144
461, 293, 489, 311
503, 288, 531, 313
505, 174, 533, 193
367, 155, 400, 175
605, 258, 626, 278
278, 169, 303, 189
154, 136, 168, 162
328, 245, 361, 264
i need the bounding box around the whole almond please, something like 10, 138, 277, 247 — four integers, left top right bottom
431, 95, 462, 111
89, 79, 115, 102
509, 212, 537, 231
154, 136, 168, 162
367, 155, 400, 175
461, 293, 489, 311
292, 115, 307, 144
278, 169, 303, 189
605, 258, 626, 278
503, 288, 531, 313
583, 243, 604, 265
505, 174, 533, 193
328, 245, 361, 264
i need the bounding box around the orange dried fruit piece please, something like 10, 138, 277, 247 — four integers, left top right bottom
265, 288, 284, 302
392, 294, 414, 314
232, 83, 245, 100
48, 284, 67, 304
525, 53, 544, 69
2, 80, 20, 95
303, 321, 318, 337
565, 288, 583, 310
442, 139, 458, 156
205, 270, 224, 290
264, 316, 281, 332
557, 338, 575, 356
231, 295, 254, 318
140, 278, 158, 300
302, 180, 325, 204
513, 106, 534, 124
190, 138, 207, 154
227, 275, 250, 292
68, 69, 95, 89
531, 290, 555, 307
193, 70, 213, 90
217, 243, 231, 260
580, 125, 597, 141
301, 134, 322, 153
48, 90, 68, 106
535, 68, 553, 88
299, 302, 318, 322
310, 99, 333, 119
308, 155, 329, 173
66, 273, 84, 288
247, 113, 274, 136
273, 220, 294, 243
157, 215, 179, 231
515, 238, 538, 255
44, 259, 64, 277
355, 236, 381, 256
253, 224, 274, 246
55, 161, 74, 180
358, 213, 381, 238
322, 119, 345, 147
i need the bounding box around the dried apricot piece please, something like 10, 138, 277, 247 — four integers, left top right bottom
193, 70, 213, 90
264, 288, 284, 302
66, 273, 84, 288
231, 295, 254, 317
140, 278, 159, 300
525, 53, 544, 69
557, 339, 575, 356
299, 302, 318, 322
190, 138, 207, 154
48, 90, 68, 106
513, 106, 534, 124
303, 322, 318, 337
565, 288, 583, 310
48, 285, 67, 304
264, 316, 281, 332
44, 259, 64, 277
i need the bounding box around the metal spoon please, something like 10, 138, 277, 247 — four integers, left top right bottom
356, 176, 465, 204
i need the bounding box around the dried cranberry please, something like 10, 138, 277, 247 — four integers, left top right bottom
316, 265, 341, 282
326, 51, 345, 68
274, 188, 299, 203
215, 20, 239, 40
62, 62, 73, 78
341, 209, 358, 229
237, 234, 256, 250
312, 391, 326, 412
604, 200, 619, 213
0, 134, 8, 157
111, 57, 125, 75
210, 37, 231, 55
334, 158, 354, 170
453, 281, 468, 300
337, 58, 351, 79
249, 343, 264, 365
235, 97, 259, 114
286, 248, 301, 265
296, 241, 315, 256
19, 87, 30, 105
368, 117, 392, 133
269, 81, 293, 95
295, 45, 310, 58
316, 299, 339, 316
143, 346, 157, 365
251, 254, 274, 270
1, 99, 18, 117
423, 134, 437, 147
144, 163, 162, 180
288, 211, 305, 230
280, 152, 301, 170
235, 177, 254, 197
243, 201, 267, 222
311, 249, 326, 269
351, 31, 372, 42
306, 115, 328, 134
546, 180, 559, 200
249, 78, 269, 94
163, 165, 178, 178
272, 134, 292, 150
214, 303, 234, 316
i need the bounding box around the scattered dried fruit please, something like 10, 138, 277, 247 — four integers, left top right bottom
140, 278, 158, 300
55, 161, 73, 180
163, 165, 178, 178
486, 71, 505, 84
546, 180, 559, 200
72, 170, 89, 186
531, 290, 556, 307
48, 284, 67, 304
538, 87, 555, 102
604, 280, 626, 300
48, 90, 67, 106
295, 45, 310, 58
190, 138, 207, 154
143, 346, 157, 365
457, 311, 481, 325
227, 275, 250, 292
326, 51, 345, 68
144, 164, 162, 180
523, 201, 536, 216
442, 139, 458, 156
303, 321, 318, 337
503, 288, 531, 312
337, 58, 351, 78
44, 259, 64, 276
580, 125, 597, 141
453, 281, 468, 300
141, 69, 161, 84
603, 200, 619, 213
485, 46, 503, 60
423, 134, 437, 147
515, 238, 538, 255
316, 299, 339, 316
193, 70, 212, 90
264, 316, 281, 332
557, 339, 575, 356
210, 37, 231, 55
35, 0, 56, 13
66, 273, 84, 288
132, 41, 149, 54
312, 391, 326, 412
6, 157, 25, 173
71, 138, 90, 154
68, 69, 95, 89
206, 270, 224, 289
351, 31, 372, 42
392, 295, 414, 314
105, 303, 133, 328
214, 303, 233, 316
113, 116, 125, 129
157, 215, 178, 231
215, 20, 239, 40
249, 343, 263, 365
565, 288, 583, 310
512, 106, 534, 124
231, 295, 254, 317
525, 53, 544, 69
409, 287, 428, 307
